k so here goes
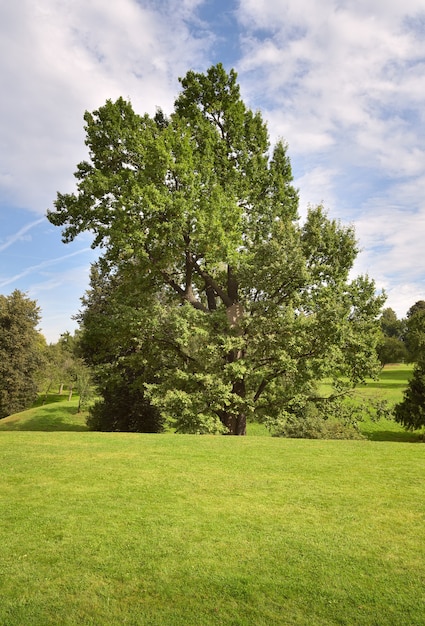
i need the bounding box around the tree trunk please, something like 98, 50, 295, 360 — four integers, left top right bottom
220, 378, 247, 435
42, 381, 52, 405
222, 412, 247, 435
222, 269, 247, 434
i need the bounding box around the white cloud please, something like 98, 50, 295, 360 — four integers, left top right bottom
294, 166, 339, 218
235, 0, 425, 318
0, 0, 211, 215
237, 1, 425, 168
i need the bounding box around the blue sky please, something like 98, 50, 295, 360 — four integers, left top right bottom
1, 0, 424, 342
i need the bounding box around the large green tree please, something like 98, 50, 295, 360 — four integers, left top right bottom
77, 263, 163, 432
48, 64, 384, 435
0, 290, 44, 418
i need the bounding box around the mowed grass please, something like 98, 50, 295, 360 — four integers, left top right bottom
0, 434, 424, 625
0, 365, 423, 624
359, 363, 414, 403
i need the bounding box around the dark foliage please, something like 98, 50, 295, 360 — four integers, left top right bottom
87, 364, 164, 433
0, 290, 43, 418
395, 359, 425, 431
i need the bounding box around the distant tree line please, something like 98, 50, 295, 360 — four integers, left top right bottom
377, 301, 425, 367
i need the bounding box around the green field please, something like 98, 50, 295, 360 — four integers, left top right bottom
0, 364, 424, 625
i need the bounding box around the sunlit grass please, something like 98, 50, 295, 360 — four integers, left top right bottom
356, 363, 413, 403
0, 365, 422, 623
1, 433, 424, 625
315, 364, 416, 442
355, 364, 415, 441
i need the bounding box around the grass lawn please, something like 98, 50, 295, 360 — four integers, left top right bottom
0, 364, 423, 624
0, 433, 424, 626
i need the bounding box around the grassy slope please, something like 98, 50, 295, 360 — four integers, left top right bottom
0, 395, 88, 432
0, 433, 424, 626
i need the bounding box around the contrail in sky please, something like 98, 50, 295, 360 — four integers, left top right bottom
0, 248, 92, 288
0, 217, 46, 252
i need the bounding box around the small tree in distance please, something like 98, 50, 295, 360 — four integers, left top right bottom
48, 63, 385, 435
376, 307, 408, 367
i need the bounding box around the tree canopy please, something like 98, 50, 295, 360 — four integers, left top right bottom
376, 307, 408, 366
394, 300, 425, 432
47, 63, 384, 435
0, 290, 44, 419
405, 300, 425, 362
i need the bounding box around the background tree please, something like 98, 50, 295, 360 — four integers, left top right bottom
40, 339, 74, 399
78, 263, 163, 432
377, 336, 408, 368
404, 300, 425, 362
376, 307, 408, 366
380, 307, 404, 339
0, 290, 44, 418
48, 64, 384, 435
394, 300, 425, 433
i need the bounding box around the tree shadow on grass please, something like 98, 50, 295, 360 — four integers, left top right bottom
364, 429, 421, 443
361, 380, 410, 390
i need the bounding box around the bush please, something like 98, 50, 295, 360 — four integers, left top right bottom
269, 396, 390, 440
274, 413, 363, 440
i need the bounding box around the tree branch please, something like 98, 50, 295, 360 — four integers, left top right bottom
253, 378, 269, 402
155, 337, 198, 366
159, 268, 208, 312
193, 261, 233, 307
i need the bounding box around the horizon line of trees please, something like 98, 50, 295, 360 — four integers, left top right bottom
377, 301, 425, 367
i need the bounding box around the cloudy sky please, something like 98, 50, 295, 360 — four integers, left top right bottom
1, 0, 424, 342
